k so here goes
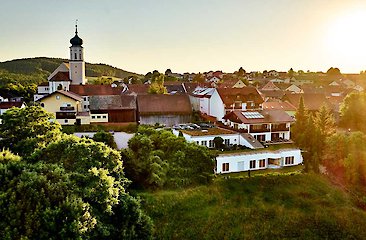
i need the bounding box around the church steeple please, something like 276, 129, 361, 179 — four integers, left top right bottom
69, 21, 86, 85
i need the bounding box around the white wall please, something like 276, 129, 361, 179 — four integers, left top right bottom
209, 89, 225, 121
216, 149, 302, 174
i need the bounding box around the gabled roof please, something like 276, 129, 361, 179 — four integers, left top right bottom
261, 81, 280, 91
37, 90, 82, 102
260, 90, 285, 99
89, 95, 136, 110
217, 87, 263, 105
49, 72, 71, 82
223, 109, 294, 124
282, 93, 332, 111
262, 101, 297, 111
47, 62, 70, 81
219, 79, 246, 88
183, 82, 212, 94
164, 82, 185, 94
126, 84, 150, 94
137, 94, 192, 115
0, 101, 24, 109
69, 85, 123, 96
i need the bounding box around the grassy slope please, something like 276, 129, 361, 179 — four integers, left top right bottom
141, 174, 366, 239
0, 57, 141, 85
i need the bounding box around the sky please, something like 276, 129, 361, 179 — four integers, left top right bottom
2, 0, 366, 74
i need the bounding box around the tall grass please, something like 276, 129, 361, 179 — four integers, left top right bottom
140, 174, 366, 239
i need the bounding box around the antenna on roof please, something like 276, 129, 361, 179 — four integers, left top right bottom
75, 19, 78, 34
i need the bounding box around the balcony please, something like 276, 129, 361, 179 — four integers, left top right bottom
60, 106, 75, 111
249, 125, 269, 133
56, 111, 76, 119
271, 124, 289, 132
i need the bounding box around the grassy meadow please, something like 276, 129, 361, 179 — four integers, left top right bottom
140, 173, 366, 239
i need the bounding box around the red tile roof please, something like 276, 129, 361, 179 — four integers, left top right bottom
69, 85, 123, 96
262, 101, 297, 111
37, 90, 82, 102
49, 72, 71, 82
137, 94, 192, 115
127, 84, 150, 94
223, 109, 294, 124
282, 93, 332, 111
217, 87, 263, 105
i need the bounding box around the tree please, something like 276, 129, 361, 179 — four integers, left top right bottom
0, 106, 62, 156
213, 136, 224, 149
291, 96, 307, 148
192, 73, 205, 83
148, 74, 167, 94
340, 92, 366, 132
165, 69, 172, 76
27, 135, 153, 239
314, 105, 335, 154
288, 68, 295, 78
238, 67, 246, 76
92, 130, 117, 149
123, 127, 215, 189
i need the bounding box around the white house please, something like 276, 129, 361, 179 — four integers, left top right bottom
223, 109, 294, 143
216, 148, 303, 174
172, 127, 264, 149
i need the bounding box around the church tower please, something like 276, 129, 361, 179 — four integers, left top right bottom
69, 23, 86, 85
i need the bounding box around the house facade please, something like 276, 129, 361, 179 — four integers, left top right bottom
37, 90, 89, 125
216, 148, 302, 174
223, 109, 294, 143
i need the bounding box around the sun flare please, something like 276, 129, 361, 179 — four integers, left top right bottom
326, 9, 366, 63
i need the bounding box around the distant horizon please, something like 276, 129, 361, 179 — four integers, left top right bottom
0, 56, 362, 75
2, 0, 366, 75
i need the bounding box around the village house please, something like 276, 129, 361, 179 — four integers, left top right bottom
172, 127, 302, 174
222, 109, 294, 143
137, 94, 192, 126
216, 148, 302, 173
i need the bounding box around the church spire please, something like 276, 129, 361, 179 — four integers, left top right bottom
75, 19, 78, 35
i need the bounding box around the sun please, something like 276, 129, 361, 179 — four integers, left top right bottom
325, 9, 366, 68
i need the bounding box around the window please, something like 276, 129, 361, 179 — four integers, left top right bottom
201, 140, 207, 146
92, 116, 95, 119
84, 97, 87, 101
65, 119, 68, 123
102, 116, 106, 119
56, 95, 60, 100
285, 156, 294, 165
209, 140, 214, 148
84, 105, 87, 109
224, 139, 230, 146
250, 160, 256, 169
74, 53, 77, 59
259, 159, 265, 168
196, 141, 199, 145
79, 54, 82, 59
222, 163, 229, 172
97, 116, 101, 119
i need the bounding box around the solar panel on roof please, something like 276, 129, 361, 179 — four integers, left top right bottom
242, 111, 264, 119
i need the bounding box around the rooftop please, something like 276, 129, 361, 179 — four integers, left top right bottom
180, 127, 237, 136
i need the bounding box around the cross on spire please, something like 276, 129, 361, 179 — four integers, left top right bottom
75, 19, 78, 34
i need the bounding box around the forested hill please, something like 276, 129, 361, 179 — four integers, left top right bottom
0, 57, 141, 86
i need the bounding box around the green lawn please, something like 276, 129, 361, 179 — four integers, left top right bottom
140, 173, 366, 239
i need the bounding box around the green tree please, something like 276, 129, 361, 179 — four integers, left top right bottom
213, 136, 224, 149
288, 68, 295, 78
93, 130, 117, 149
0, 106, 62, 156
148, 74, 167, 94
291, 96, 307, 148
123, 127, 215, 189
340, 92, 366, 132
